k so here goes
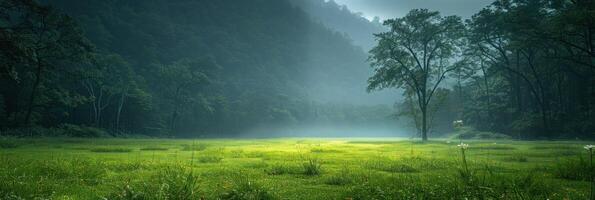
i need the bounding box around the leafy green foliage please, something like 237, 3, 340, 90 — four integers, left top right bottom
368, 9, 465, 140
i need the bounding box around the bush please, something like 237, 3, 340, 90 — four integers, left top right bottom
1, 124, 109, 137
2, 126, 57, 137
59, 124, 109, 137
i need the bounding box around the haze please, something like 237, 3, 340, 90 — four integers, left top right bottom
334, 0, 494, 19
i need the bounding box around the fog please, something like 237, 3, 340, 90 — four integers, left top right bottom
7, 0, 591, 140
333, 0, 494, 19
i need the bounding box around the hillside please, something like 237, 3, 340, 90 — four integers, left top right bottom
31, 0, 399, 135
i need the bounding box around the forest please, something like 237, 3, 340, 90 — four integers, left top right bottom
1, 0, 595, 199
2, 0, 594, 140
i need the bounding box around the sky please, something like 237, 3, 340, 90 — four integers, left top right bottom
332, 0, 494, 20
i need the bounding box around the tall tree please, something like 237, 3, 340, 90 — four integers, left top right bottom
368, 9, 465, 141
157, 58, 218, 133
16, 5, 93, 126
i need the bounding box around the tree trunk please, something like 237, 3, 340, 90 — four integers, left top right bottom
480, 60, 492, 125
170, 104, 179, 132
169, 86, 182, 133
115, 91, 126, 130
421, 105, 428, 141
24, 61, 43, 127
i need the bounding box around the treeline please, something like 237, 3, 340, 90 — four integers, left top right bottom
289, 0, 385, 50
0, 0, 393, 137
395, 0, 595, 139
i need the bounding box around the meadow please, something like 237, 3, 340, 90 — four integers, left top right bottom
0, 137, 592, 199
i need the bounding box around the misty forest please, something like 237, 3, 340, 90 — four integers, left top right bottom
1, 0, 595, 199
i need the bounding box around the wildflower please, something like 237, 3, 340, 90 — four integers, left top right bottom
457, 142, 469, 150
585, 145, 595, 150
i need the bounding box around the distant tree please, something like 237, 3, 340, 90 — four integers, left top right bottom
368, 9, 465, 141
79, 53, 132, 128
157, 58, 218, 133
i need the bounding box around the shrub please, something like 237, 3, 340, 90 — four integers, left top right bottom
1, 124, 109, 137
59, 124, 109, 137
2, 126, 57, 137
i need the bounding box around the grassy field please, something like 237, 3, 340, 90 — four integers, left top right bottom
0, 137, 592, 199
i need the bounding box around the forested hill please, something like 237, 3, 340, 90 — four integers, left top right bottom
46, 0, 385, 105
290, 0, 385, 51
0, 0, 400, 137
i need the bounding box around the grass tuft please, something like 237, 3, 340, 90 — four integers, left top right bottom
554, 157, 592, 181
220, 179, 276, 200
303, 158, 322, 176
266, 163, 297, 175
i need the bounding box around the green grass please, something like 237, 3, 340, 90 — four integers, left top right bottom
89, 147, 133, 153
140, 146, 169, 151
0, 138, 591, 199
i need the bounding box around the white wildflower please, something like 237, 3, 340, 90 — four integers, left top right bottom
585, 145, 595, 150
458, 142, 469, 150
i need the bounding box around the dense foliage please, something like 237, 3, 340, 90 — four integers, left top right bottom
2, 0, 594, 139
0, 0, 395, 137
456, 0, 595, 139
369, 0, 595, 139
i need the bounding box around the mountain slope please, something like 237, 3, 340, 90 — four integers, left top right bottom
41, 0, 397, 135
